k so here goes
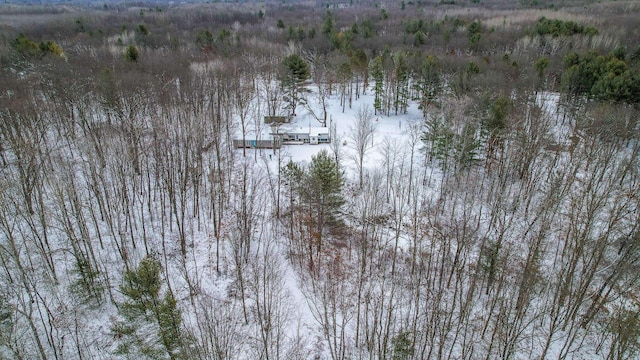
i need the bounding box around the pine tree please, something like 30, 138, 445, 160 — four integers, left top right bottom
350, 49, 369, 97
120, 257, 162, 318
280, 54, 311, 115
124, 45, 140, 62
392, 331, 415, 360
306, 149, 344, 252
70, 255, 104, 305
112, 257, 185, 359
483, 96, 511, 161
321, 11, 335, 36
12, 33, 41, 59
158, 291, 183, 357
370, 55, 385, 115
414, 55, 442, 115
308, 150, 343, 208
392, 51, 410, 115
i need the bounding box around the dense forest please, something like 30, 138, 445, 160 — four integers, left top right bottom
0, 0, 639, 359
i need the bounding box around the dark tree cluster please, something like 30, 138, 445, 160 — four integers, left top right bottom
533, 16, 599, 37
562, 50, 640, 103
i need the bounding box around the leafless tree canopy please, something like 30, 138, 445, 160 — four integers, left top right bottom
0, 1, 639, 359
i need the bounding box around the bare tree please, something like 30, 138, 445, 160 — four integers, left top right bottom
328, 117, 344, 171
190, 296, 245, 359
303, 83, 330, 127
233, 67, 257, 158
303, 53, 330, 127
247, 234, 293, 360
304, 250, 355, 360
349, 105, 377, 188
254, 53, 287, 117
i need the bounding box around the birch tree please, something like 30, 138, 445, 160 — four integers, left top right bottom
349, 105, 377, 188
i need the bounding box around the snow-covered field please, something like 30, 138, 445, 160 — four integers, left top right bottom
237, 89, 422, 168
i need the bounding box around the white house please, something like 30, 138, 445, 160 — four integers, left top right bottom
278, 127, 330, 144
309, 127, 330, 144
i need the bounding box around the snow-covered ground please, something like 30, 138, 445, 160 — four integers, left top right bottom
239, 89, 424, 174
2, 73, 638, 359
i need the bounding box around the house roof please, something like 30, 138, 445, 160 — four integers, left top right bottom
309, 127, 329, 137
279, 126, 329, 137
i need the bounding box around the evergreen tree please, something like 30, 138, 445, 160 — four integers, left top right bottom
306, 149, 344, 252
427, 120, 481, 172
392, 51, 410, 115
392, 331, 415, 360
429, 122, 455, 169
350, 48, 369, 95
454, 124, 482, 171
561, 51, 640, 104
12, 34, 65, 60
321, 11, 335, 36
414, 55, 442, 114
12, 33, 41, 59
124, 45, 140, 62
534, 17, 598, 37
157, 291, 183, 356
280, 54, 311, 115
195, 30, 214, 51
360, 18, 376, 39
112, 257, 185, 359
483, 96, 511, 161
38, 40, 65, 58
70, 255, 104, 305
282, 160, 305, 206
467, 21, 482, 49
370, 55, 385, 115
534, 57, 550, 90
120, 257, 162, 318
308, 150, 344, 210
